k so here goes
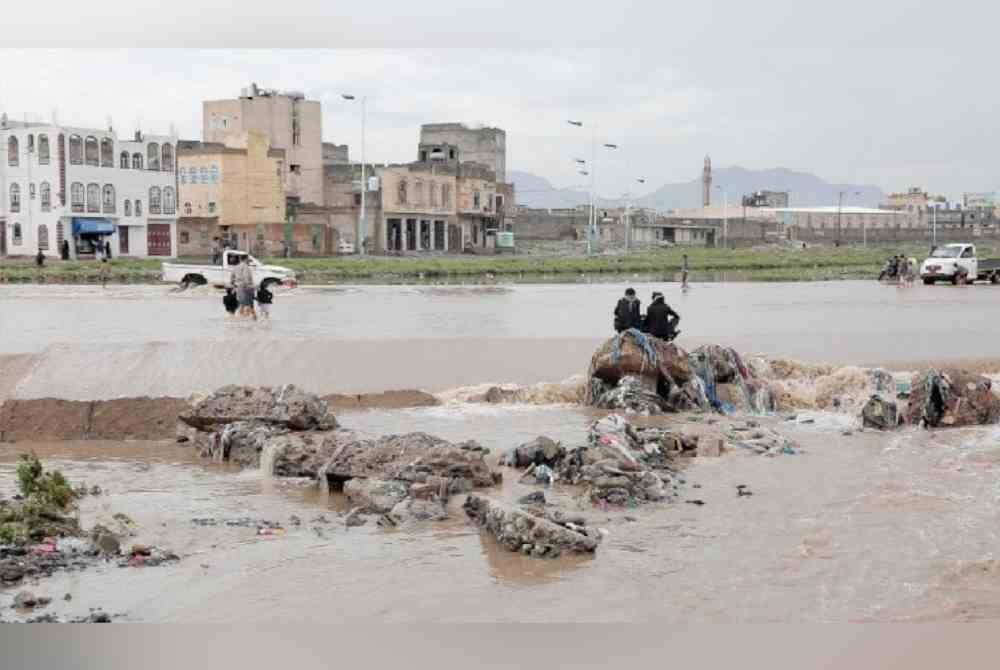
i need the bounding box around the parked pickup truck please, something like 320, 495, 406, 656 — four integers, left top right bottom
920, 243, 1000, 285
161, 250, 297, 289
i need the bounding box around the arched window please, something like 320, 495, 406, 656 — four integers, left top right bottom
69, 135, 83, 164
84, 136, 99, 166
70, 182, 85, 212
199, 166, 208, 184
149, 186, 161, 214
398, 180, 407, 205
29, 183, 36, 200
184, 202, 192, 215
147, 143, 160, 171
179, 167, 187, 184
86, 183, 101, 212
37, 224, 50, 251
100, 138, 114, 167
120, 151, 129, 169
132, 153, 143, 170
12, 223, 22, 246
210, 165, 220, 183
442, 184, 451, 208
40, 182, 51, 211
56, 222, 65, 245
102, 184, 116, 213
124, 199, 132, 217
135, 199, 143, 217
414, 179, 423, 204
38, 134, 50, 165
163, 186, 176, 214
9, 184, 20, 212
161, 143, 174, 171
7, 136, 18, 166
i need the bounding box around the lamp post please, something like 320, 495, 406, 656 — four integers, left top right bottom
625, 177, 645, 253
714, 185, 728, 248
342, 94, 366, 255
566, 122, 616, 254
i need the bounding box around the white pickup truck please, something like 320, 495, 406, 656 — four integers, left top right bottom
161, 250, 297, 289
920, 243, 1000, 285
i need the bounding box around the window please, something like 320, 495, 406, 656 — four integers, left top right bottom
163, 186, 176, 214
398, 180, 407, 205
100, 137, 114, 167
7, 136, 18, 166
40, 182, 51, 211
430, 184, 439, 207
161, 143, 174, 171
210, 165, 219, 183
124, 199, 131, 217
56, 222, 64, 245
208, 202, 216, 214
292, 106, 301, 146
84, 136, 99, 166
120, 151, 129, 169
29, 183, 36, 200
487, 194, 494, 211
179, 167, 187, 184
180, 230, 190, 244
87, 183, 101, 212
474, 190, 481, 209
102, 184, 116, 213
12, 223, 22, 245
290, 164, 301, 174
9, 184, 20, 212
442, 184, 451, 208
135, 199, 142, 216
132, 153, 143, 170
199, 166, 208, 183
354, 193, 361, 206
147, 143, 160, 170
184, 202, 192, 215
37, 224, 49, 250
449, 149, 455, 159
38, 134, 50, 164
69, 135, 83, 164
71, 182, 84, 212
149, 186, 161, 214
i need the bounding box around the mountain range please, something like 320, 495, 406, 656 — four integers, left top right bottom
510, 166, 885, 211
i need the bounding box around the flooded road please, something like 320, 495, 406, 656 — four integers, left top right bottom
4, 280, 1000, 399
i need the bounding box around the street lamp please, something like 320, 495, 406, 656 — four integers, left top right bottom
837, 189, 861, 247
566, 121, 619, 254
342, 93, 367, 255
714, 185, 728, 249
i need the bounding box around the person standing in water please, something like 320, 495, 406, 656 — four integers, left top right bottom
232, 255, 257, 320
99, 257, 110, 288
255, 282, 273, 320
681, 254, 690, 290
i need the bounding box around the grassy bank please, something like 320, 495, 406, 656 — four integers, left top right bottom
0, 244, 952, 284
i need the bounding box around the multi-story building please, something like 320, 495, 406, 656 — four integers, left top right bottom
883, 187, 931, 213
1, 117, 177, 258
419, 123, 506, 182
203, 84, 323, 208
176, 130, 287, 257
743, 190, 790, 208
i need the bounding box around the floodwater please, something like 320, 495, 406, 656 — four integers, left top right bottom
4, 280, 1000, 621
4, 280, 1000, 399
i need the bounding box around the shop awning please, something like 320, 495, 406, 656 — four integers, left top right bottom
71, 218, 115, 235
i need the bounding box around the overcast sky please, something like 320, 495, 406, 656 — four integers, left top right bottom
1, 4, 995, 201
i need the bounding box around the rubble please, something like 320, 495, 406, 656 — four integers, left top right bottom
178, 384, 338, 432
501, 436, 565, 468
906, 368, 1000, 428
343, 478, 410, 513
861, 395, 900, 430
463, 495, 602, 558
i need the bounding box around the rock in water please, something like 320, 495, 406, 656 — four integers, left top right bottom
861, 395, 900, 430
463, 495, 601, 557
343, 478, 410, 513
502, 436, 565, 468
178, 385, 338, 432
906, 368, 1000, 428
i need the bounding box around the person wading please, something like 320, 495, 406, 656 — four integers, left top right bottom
642, 291, 681, 340
255, 282, 273, 320
614, 288, 643, 333
232, 255, 257, 321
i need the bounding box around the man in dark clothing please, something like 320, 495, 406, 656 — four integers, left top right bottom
255, 283, 273, 319
223, 287, 239, 315
614, 288, 642, 333
35, 249, 45, 267
643, 291, 680, 340
60, 239, 70, 261
105, 241, 112, 259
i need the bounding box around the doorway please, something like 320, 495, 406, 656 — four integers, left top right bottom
118, 226, 130, 255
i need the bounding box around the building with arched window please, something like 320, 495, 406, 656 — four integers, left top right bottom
2, 120, 178, 258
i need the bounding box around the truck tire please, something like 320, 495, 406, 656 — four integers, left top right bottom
181, 274, 207, 286
923, 278, 934, 285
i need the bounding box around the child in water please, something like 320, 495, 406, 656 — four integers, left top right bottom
223, 286, 239, 316
255, 283, 273, 319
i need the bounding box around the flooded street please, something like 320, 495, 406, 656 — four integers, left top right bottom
3, 281, 1000, 621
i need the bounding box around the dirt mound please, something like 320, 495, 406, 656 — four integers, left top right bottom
0, 398, 184, 442
323, 390, 439, 411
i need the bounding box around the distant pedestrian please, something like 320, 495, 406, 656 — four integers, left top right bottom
681, 254, 690, 290
60, 239, 70, 261
99, 257, 110, 289
256, 283, 273, 319
105, 240, 112, 259
35, 249, 45, 267
232, 255, 257, 321
211, 238, 222, 265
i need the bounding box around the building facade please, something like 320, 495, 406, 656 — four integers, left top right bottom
419, 123, 506, 182
2, 119, 177, 258
203, 84, 324, 207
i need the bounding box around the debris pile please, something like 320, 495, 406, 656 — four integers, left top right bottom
905, 368, 1000, 428
463, 495, 602, 558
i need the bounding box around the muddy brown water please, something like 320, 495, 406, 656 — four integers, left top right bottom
4, 282, 1000, 621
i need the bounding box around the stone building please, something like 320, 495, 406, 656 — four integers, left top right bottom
203, 84, 324, 208
1, 117, 177, 258
419, 123, 506, 182
176, 130, 291, 257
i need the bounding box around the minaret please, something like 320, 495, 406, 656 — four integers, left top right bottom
702, 155, 712, 207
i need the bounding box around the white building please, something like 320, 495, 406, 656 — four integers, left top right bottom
1, 118, 178, 258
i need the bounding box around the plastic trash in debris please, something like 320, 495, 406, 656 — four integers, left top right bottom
534, 464, 555, 486
896, 380, 912, 399
257, 527, 286, 537
781, 445, 797, 455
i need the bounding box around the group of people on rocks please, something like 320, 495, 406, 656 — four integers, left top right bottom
879, 254, 917, 285
223, 254, 273, 321
613, 287, 681, 340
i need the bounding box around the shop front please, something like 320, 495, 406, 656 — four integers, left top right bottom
70, 217, 116, 259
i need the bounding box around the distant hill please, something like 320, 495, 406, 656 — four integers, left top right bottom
511, 166, 884, 210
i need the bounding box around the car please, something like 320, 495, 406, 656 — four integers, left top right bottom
161, 250, 297, 289
338, 240, 355, 254
919, 243, 1000, 285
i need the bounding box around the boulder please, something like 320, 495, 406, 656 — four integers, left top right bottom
501, 436, 565, 468
463, 495, 602, 557
178, 385, 337, 432
588, 331, 660, 388
906, 368, 1000, 428
343, 478, 410, 513
201, 421, 288, 466
319, 432, 500, 493
861, 395, 900, 430
268, 431, 348, 477
389, 498, 449, 524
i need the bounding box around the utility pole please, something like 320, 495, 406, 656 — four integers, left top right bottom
837, 190, 845, 246
342, 94, 367, 254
